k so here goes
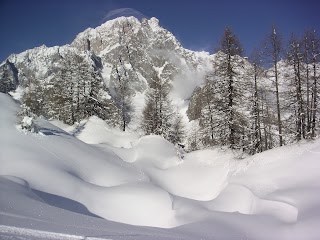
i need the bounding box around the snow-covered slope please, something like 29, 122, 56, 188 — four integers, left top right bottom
1, 92, 320, 239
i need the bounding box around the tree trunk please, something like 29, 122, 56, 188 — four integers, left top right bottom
274, 58, 283, 146
311, 54, 317, 137
253, 65, 262, 153
305, 39, 311, 134
228, 53, 235, 148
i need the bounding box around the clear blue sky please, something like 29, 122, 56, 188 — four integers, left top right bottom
0, 0, 319, 62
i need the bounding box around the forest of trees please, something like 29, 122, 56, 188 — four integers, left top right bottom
193, 26, 319, 154
21, 51, 120, 126
16, 24, 320, 155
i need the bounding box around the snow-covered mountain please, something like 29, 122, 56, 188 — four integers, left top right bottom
0, 16, 221, 140
0, 16, 212, 103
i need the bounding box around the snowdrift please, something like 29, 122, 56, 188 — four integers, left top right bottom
1, 92, 320, 240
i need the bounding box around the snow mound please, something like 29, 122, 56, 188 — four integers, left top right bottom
70, 116, 139, 148
88, 182, 175, 227
2, 93, 320, 239
205, 184, 298, 223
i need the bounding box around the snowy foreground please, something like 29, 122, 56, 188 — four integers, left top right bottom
1, 93, 320, 240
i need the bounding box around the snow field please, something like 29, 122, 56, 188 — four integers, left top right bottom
1, 92, 320, 239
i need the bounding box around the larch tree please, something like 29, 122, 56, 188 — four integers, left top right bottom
248, 49, 264, 153
287, 34, 306, 141
170, 112, 185, 145
264, 25, 284, 146
21, 75, 44, 117
112, 63, 132, 131
302, 30, 312, 134
141, 71, 184, 143
199, 78, 217, 146
187, 120, 202, 151
309, 30, 319, 138
0, 68, 13, 93
214, 27, 247, 150
57, 57, 75, 124
141, 72, 172, 137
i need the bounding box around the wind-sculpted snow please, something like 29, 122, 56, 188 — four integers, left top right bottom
1, 92, 320, 239
71, 116, 139, 148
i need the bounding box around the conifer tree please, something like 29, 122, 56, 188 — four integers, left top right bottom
0, 69, 13, 93
21, 76, 43, 117
264, 25, 284, 146
302, 30, 312, 134
309, 31, 319, 138
170, 113, 185, 145
248, 50, 264, 153
212, 27, 248, 150
287, 34, 306, 141
112, 64, 132, 131
141, 72, 184, 143
199, 78, 218, 146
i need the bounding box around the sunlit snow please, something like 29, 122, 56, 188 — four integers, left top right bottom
1, 92, 320, 239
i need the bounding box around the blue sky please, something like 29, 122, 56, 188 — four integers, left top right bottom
0, 0, 319, 61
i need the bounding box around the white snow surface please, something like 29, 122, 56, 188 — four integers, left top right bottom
1, 93, 320, 240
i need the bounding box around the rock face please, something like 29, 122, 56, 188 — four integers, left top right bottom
70, 16, 213, 98
0, 60, 19, 93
